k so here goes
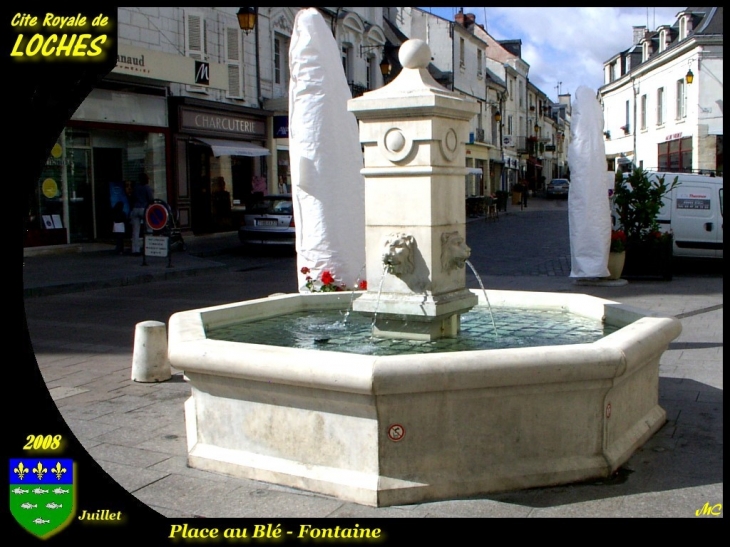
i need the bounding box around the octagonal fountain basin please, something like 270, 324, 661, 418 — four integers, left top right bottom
167, 289, 681, 508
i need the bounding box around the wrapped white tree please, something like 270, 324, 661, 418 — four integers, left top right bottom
567, 86, 612, 278
288, 8, 366, 292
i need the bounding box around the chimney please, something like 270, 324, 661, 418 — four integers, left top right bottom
464, 13, 476, 28
632, 25, 646, 45
455, 11, 465, 26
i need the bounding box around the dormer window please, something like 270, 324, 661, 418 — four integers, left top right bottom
678, 12, 695, 40
642, 41, 650, 62
658, 28, 671, 52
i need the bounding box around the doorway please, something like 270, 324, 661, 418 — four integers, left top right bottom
93, 148, 123, 240
189, 143, 213, 234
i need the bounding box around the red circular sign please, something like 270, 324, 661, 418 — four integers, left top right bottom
145, 203, 169, 231
387, 424, 405, 442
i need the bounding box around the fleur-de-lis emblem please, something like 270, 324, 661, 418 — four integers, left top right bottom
14, 462, 29, 480
51, 462, 67, 480
33, 461, 48, 480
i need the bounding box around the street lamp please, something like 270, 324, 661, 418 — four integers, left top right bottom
236, 8, 257, 33
685, 68, 694, 84
494, 110, 502, 123
379, 55, 391, 76
361, 44, 391, 77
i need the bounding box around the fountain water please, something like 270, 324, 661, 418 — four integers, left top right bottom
168, 38, 681, 507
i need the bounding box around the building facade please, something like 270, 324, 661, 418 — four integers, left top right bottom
599, 7, 723, 176
26, 6, 575, 249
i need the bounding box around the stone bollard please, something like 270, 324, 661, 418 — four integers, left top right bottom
131, 320, 171, 382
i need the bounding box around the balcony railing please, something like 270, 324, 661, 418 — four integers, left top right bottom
349, 82, 369, 98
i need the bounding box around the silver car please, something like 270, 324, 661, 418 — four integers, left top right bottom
238, 195, 295, 246
546, 178, 570, 199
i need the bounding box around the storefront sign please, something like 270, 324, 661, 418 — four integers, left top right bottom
113, 44, 227, 90
180, 108, 265, 138
274, 116, 289, 138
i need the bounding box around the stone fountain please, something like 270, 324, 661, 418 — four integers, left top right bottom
167, 40, 681, 508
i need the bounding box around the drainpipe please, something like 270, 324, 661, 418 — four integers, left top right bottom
255, 7, 262, 108
632, 78, 639, 170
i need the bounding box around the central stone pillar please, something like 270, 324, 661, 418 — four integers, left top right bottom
348, 39, 479, 340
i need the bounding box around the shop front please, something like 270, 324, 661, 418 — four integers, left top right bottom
25, 88, 169, 248
170, 98, 271, 234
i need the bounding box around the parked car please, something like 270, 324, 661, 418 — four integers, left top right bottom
546, 178, 570, 199
238, 195, 295, 247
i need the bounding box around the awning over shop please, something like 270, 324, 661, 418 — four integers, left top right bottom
195, 137, 270, 157
466, 167, 483, 175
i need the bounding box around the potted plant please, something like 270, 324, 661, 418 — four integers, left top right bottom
613, 168, 679, 280
607, 229, 627, 279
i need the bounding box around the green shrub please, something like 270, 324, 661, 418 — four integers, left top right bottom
613, 168, 679, 243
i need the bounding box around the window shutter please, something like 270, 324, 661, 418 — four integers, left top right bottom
185, 12, 208, 94
226, 27, 243, 99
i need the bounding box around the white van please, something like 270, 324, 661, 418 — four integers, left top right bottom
614, 172, 723, 259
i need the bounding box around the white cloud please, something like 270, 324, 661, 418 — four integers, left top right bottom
418, 7, 681, 100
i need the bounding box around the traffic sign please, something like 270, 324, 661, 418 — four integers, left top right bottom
145, 203, 169, 231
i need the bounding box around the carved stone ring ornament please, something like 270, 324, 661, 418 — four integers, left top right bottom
439, 127, 459, 162
380, 127, 414, 163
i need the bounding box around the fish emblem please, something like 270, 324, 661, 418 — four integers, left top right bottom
12, 487, 29, 495
32, 518, 51, 525
52, 488, 70, 495
32, 488, 49, 495
20, 503, 38, 509
45, 502, 63, 509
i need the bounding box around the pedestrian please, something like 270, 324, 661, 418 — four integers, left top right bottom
130, 173, 153, 255
112, 201, 127, 255
521, 179, 529, 208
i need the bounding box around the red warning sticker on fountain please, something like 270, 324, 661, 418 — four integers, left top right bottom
387, 424, 405, 442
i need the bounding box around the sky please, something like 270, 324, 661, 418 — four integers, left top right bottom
418, 7, 683, 102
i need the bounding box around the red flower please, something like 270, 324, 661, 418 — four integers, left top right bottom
321, 270, 334, 285
358, 280, 368, 290
610, 229, 626, 253
300, 266, 310, 274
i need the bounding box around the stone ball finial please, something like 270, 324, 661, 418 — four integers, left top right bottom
399, 39, 431, 69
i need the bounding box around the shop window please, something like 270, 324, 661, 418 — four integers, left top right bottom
658, 137, 693, 172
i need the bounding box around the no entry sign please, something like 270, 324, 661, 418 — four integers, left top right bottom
145, 203, 169, 231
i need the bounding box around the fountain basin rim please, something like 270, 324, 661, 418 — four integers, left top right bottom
168, 290, 682, 397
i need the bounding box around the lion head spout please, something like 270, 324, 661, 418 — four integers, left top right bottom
441, 231, 471, 273
382, 233, 416, 276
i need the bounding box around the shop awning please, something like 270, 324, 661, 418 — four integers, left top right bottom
195, 137, 270, 157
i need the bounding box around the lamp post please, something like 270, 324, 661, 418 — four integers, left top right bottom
494, 109, 504, 194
